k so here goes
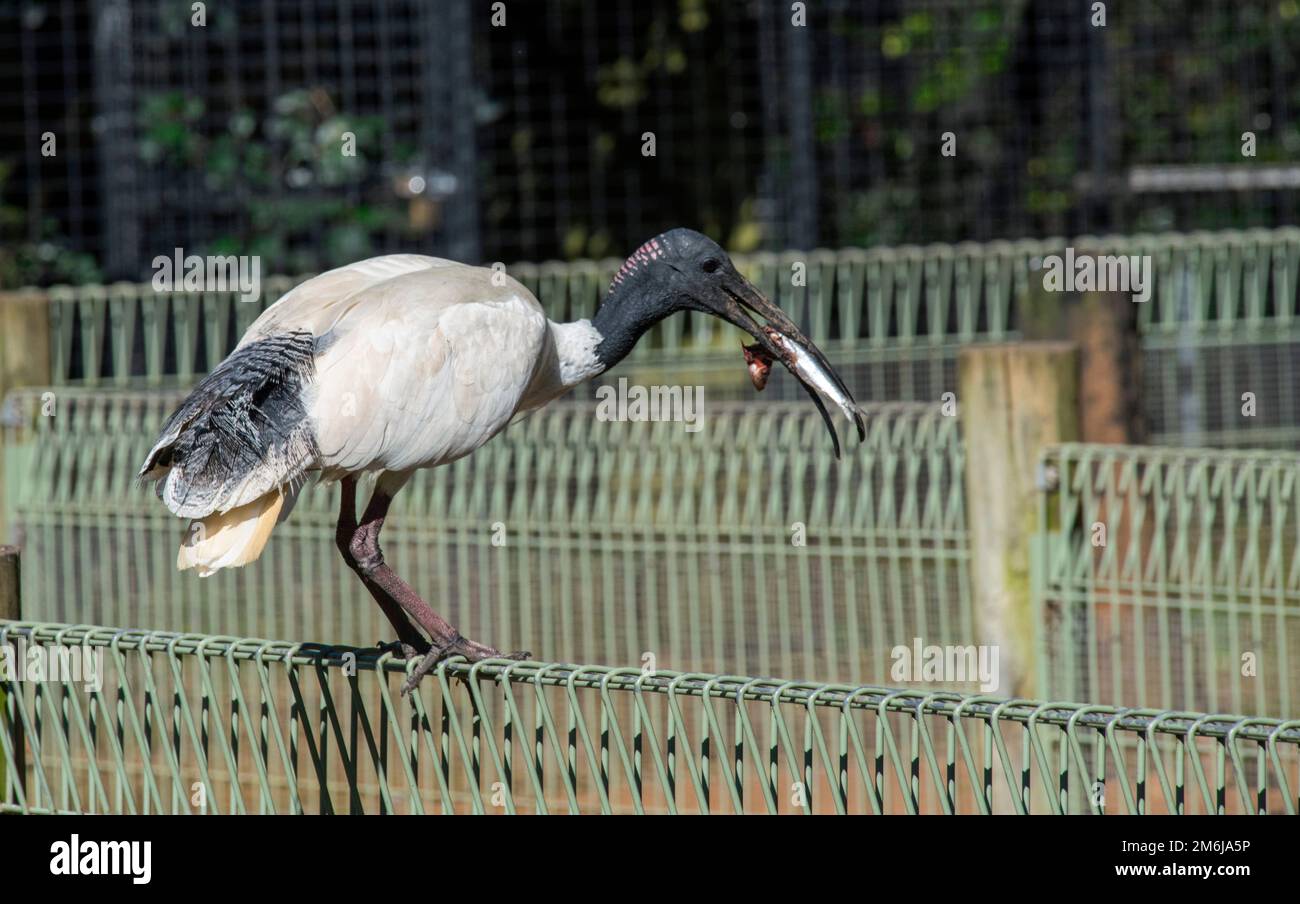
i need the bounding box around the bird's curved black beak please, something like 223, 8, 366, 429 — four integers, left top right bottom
715, 271, 866, 457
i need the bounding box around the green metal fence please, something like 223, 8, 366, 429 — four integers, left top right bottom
9, 388, 1300, 720
3, 391, 969, 688
1136, 229, 1300, 447
6, 228, 1300, 759
2, 621, 1296, 815
29, 227, 1300, 445
1035, 443, 1300, 719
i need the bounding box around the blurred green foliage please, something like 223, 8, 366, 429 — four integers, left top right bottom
0, 161, 101, 289
493, 0, 765, 259
10, 0, 1300, 284
138, 87, 410, 273
819, 1, 1300, 245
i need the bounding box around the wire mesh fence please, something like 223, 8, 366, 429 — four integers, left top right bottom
9, 386, 1300, 720
2, 621, 1297, 815
1035, 443, 1300, 720
5, 234, 1300, 753
3, 393, 970, 688
5, 1, 1300, 284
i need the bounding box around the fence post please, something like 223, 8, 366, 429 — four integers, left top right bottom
0, 290, 52, 544
0, 545, 21, 806
0, 546, 16, 620
1019, 255, 1144, 445
959, 343, 1080, 698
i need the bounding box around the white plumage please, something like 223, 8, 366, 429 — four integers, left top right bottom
145, 254, 603, 575
250, 255, 596, 478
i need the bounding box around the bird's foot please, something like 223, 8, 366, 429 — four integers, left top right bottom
400, 634, 531, 696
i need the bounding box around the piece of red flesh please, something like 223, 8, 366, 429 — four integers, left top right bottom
742, 342, 773, 391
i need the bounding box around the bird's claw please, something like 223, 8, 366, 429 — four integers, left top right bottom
400, 637, 531, 696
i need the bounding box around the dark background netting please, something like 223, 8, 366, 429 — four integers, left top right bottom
2, 0, 1299, 285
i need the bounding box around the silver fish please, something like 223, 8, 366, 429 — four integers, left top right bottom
767, 329, 866, 442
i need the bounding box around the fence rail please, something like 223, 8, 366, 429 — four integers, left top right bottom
2, 621, 1297, 815
17, 227, 1300, 444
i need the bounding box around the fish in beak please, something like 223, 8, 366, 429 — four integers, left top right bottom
719, 272, 866, 457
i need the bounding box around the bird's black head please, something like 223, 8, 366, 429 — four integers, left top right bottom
600, 228, 729, 311
593, 227, 865, 455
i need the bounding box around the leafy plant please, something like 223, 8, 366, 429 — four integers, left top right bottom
0, 160, 101, 289
137, 87, 409, 273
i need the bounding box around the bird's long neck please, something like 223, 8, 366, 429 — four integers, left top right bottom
535, 268, 664, 406
590, 259, 672, 371
544, 240, 673, 393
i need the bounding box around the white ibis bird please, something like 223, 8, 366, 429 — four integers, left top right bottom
140, 228, 864, 690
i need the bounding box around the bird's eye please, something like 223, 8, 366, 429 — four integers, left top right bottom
701, 258, 721, 274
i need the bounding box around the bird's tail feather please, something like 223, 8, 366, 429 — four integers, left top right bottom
178, 490, 285, 577
140, 330, 320, 519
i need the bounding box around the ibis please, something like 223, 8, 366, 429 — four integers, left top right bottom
140, 228, 864, 690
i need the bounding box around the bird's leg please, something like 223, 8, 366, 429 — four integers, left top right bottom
349, 485, 529, 693
336, 476, 428, 659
